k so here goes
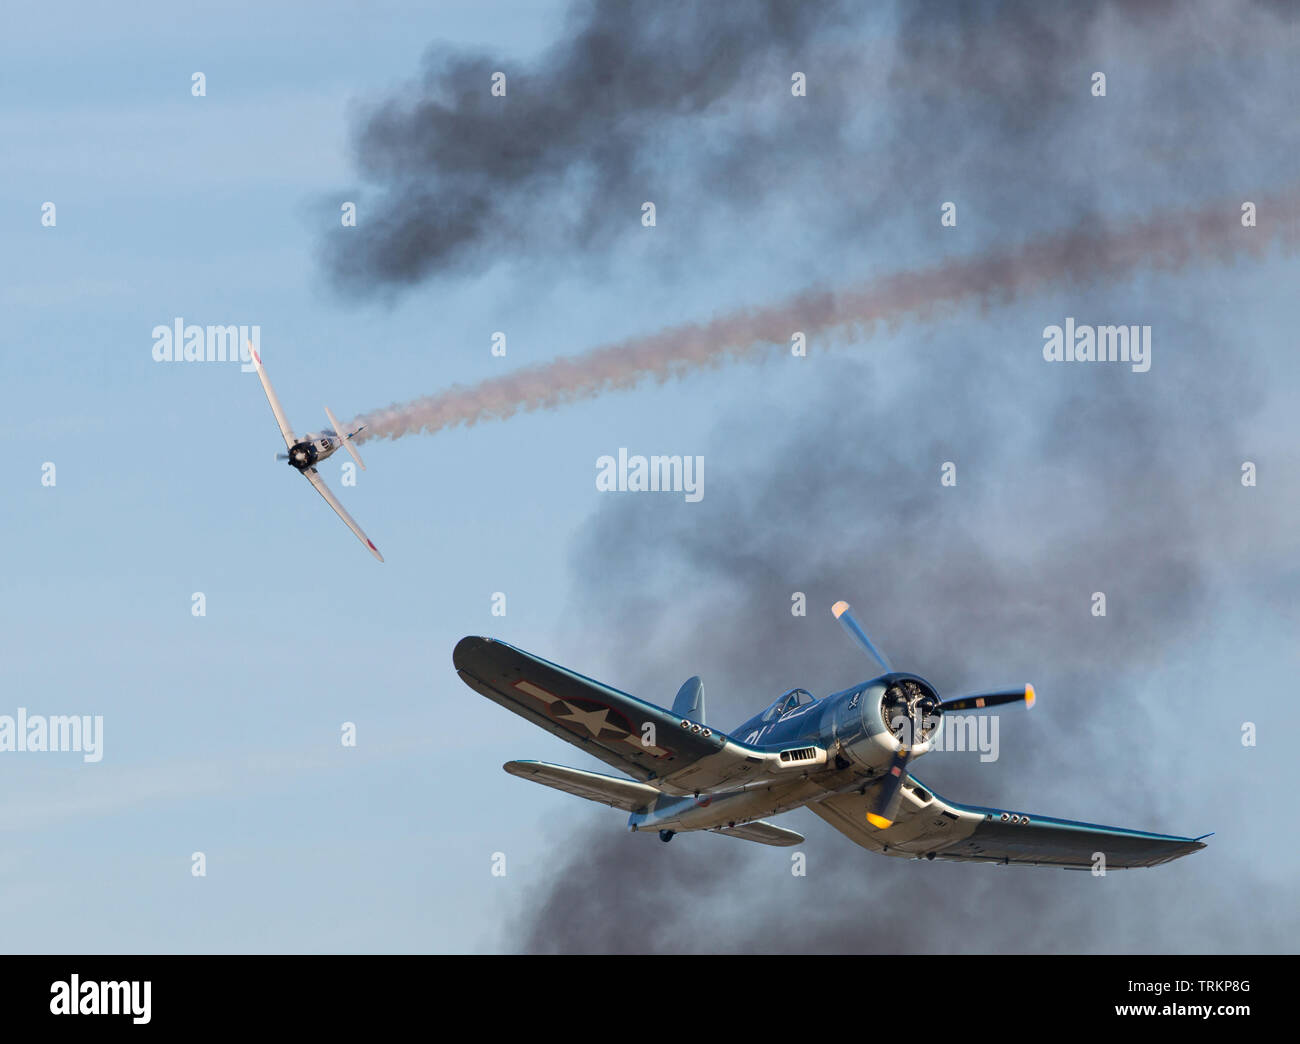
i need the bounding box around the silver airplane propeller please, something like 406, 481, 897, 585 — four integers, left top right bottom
830, 599, 1034, 829
831, 600, 890, 673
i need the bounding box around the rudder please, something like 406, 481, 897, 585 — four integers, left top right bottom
671, 676, 705, 723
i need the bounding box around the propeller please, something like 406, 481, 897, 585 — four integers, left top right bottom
866, 678, 939, 829
939, 685, 1035, 713
831, 601, 890, 673
867, 746, 913, 829
830, 599, 1035, 830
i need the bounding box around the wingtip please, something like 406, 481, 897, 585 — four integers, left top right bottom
453, 635, 492, 670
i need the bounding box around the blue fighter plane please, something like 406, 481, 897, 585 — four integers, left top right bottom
454, 601, 1209, 868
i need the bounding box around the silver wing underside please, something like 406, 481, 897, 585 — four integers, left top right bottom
303, 467, 383, 562
809, 775, 1207, 869
248, 344, 296, 449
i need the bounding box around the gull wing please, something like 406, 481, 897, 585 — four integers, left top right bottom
454, 637, 814, 796
455, 637, 720, 790
303, 467, 383, 562
247, 342, 296, 450
809, 774, 1207, 869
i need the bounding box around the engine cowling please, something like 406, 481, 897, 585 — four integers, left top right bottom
836, 674, 942, 771
287, 440, 319, 471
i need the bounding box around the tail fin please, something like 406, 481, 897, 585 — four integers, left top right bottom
672, 676, 705, 723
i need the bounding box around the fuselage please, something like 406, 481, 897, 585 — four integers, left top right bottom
630, 672, 944, 836
287, 431, 343, 472
737, 672, 942, 762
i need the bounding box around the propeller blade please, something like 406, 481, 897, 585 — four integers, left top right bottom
939, 684, 1036, 713
866, 747, 911, 829
832, 601, 891, 673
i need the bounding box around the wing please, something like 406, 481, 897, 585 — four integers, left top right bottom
454, 637, 812, 796
247, 342, 296, 450
809, 774, 1207, 869
303, 467, 383, 561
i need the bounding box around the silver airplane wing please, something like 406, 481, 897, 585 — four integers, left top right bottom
248, 342, 296, 450
809, 774, 1207, 869
303, 467, 383, 562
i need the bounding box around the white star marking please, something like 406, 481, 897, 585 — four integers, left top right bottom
555, 703, 616, 738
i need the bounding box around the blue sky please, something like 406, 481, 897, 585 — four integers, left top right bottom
2, 1, 1297, 953
2, 0, 794, 952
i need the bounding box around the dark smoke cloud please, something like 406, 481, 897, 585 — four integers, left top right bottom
505, 0, 1299, 953
324, 0, 1291, 298
518, 322, 1297, 953
325, 0, 850, 293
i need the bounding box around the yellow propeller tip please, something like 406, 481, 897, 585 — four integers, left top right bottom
1025, 684, 1036, 708
866, 813, 893, 830
832, 600, 850, 619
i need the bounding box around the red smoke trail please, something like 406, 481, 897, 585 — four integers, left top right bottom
350, 191, 1294, 442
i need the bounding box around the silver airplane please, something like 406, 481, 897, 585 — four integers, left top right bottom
248, 343, 383, 561
454, 601, 1209, 869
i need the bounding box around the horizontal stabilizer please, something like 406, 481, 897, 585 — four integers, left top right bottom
504, 760, 660, 813
324, 405, 366, 471
714, 820, 805, 847
672, 676, 705, 723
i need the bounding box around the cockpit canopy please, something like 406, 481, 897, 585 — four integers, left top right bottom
758, 687, 818, 723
